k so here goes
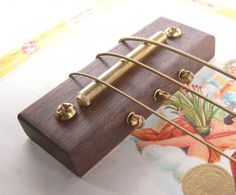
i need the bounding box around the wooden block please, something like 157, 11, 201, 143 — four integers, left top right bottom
18, 17, 215, 176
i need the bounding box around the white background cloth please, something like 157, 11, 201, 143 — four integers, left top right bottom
0, 0, 236, 194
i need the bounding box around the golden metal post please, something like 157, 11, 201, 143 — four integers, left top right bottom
76, 31, 167, 107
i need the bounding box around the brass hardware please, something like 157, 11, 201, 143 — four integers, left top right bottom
55, 103, 77, 121
126, 112, 145, 129
182, 164, 235, 195
69, 72, 236, 163
153, 89, 171, 103
178, 68, 194, 84
119, 37, 236, 80
165, 26, 182, 38
76, 31, 167, 107
96, 52, 236, 117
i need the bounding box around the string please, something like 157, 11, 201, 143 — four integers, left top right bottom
69, 72, 236, 164
119, 37, 236, 80
96, 52, 236, 116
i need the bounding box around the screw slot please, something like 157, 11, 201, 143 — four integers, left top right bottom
165, 26, 182, 38
55, 103, 77, 121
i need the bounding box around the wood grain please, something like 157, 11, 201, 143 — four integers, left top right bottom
18, 17, 215, 176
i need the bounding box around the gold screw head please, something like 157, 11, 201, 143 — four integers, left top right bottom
126, 112, 145, 129
153, 89, 171, 103
55, 103, 77, 121
165, 26, 182, 38
178, 68, 194, 84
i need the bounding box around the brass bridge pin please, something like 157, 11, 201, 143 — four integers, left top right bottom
126, 112, 145, 129
153, 89, 171, 103
55, 103, 77, 121
178, 68, 194, 84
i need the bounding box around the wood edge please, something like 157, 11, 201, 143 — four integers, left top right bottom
17, 113, 82, 177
